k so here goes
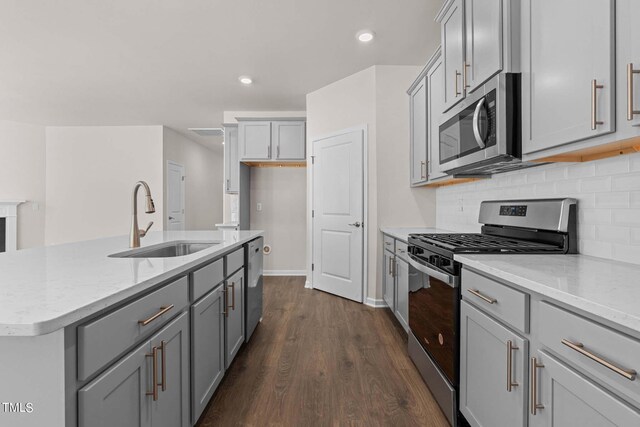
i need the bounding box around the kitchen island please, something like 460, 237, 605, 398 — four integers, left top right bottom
0, 230, 263, 427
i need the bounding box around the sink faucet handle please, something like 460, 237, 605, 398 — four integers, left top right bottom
140, 221, 154, 238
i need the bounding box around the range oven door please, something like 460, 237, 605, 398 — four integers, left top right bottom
407, 253, 460, 385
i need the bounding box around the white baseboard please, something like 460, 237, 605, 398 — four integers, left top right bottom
304, 280, 313, 289
263, 270, 307, 276
364, 297, 388, 308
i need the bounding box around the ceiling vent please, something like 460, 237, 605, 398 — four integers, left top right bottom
188, 128, 224, 137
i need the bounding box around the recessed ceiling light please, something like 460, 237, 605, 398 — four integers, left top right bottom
239, 76, 253, 85
357, 30, 375, 43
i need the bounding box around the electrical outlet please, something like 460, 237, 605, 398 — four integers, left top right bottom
257, 202, 262, 212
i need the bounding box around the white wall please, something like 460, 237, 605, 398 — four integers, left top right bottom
306, 65, 436, 302
0, 120, 46, 249
250, 167, 306, 273
162, 127, 223, 230
45, 126, 164, 245
437, 152, 640, 264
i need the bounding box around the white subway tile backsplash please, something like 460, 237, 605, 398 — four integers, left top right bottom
436, 154, 640, 265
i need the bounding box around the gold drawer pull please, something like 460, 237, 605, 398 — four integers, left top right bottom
467, 288, 497, 304
229, 282, 236, 310
146, 346, 159, 401
530, 357, 544, 415
561, 339, 637, 381
138, 305, 174, 326
627, 63, 640, 120
506, 340, 519, 392
591, 79, 604, 130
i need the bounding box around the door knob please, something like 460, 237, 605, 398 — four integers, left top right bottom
348, 221, 362, 228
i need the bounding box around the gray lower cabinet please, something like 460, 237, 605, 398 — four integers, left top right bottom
529, 350, 640, 427
225, 268, 244, 368
190, 285, 225, 424
78, 312, 190, 427
460, 301, 527, 427
394, 256, 409, 332
383, 250, 395, 311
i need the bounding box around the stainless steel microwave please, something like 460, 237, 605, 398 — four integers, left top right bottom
438, 73, 524, 175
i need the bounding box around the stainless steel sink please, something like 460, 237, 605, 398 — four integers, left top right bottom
109, 241, 221, 258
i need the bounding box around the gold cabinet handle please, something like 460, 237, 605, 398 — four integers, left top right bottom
530, 357, 544, 415
138, 305, 174, 326
627, 63, 640, 120
561, 339, 637, 381
507, 340, 519, 392
159, 340, 167, 391
229, 282, 236, 310
146, 346, 159, 401
591, 79, 604, 130
467, 288, 497, 304
420, 160, 426, 180
455, 70, 462, 97
463, 61, 470, 89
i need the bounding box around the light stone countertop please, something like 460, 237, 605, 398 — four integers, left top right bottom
380, 227, 451, 243
456, 253, 640, 336
0, 230, 263, 337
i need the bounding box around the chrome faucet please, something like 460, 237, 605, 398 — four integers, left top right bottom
130, 181, 156, 248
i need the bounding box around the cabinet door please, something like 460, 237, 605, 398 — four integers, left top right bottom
150, 312, 190, 427
239, 121, 271, 160
394, 257, 409, 332
617, 0, 640, 135
191, 286, 225, 424
530, 351, 640, 427
427, 53, 448, 181
441, 0, 466, 112
78, 342, 152, 427
224, 125, 239, 194
225, 269, 244, 368
465, 0, 502, 91
383, 250, 395, 311
272, 121, 306, 160
521, 0, 615, 155
410, 77, 428, 185
460, 301, 528, 427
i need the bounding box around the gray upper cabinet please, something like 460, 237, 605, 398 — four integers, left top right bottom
460, 301, 528, 427
394, 256, 409, 332
239, 121, 272, 160
464, 0, 502, 92
427, 49, 448, 182
383, 250, 395, 311
529, 351, 640, 427
150, 312, 190, 427
225, 268, 244, 368
272, 121, 306, 160
617, 0, 640, 137
191, 286, 225, 424
409, 76, 428, 185
224, 124, 239, 194
521, 0, 615, 155
78, 341, 152, 427
439, 0, 466, 112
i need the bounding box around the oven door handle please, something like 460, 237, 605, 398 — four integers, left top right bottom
407, 254, 459, 288
472, 97, 487, 149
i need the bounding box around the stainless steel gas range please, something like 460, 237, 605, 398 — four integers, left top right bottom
406, 198, 577, 426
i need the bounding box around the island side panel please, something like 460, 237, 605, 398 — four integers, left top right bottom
0, 329, 66, 426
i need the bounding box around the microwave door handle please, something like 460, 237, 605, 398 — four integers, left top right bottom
407, 254, 458, 288
472, 98, 487, 149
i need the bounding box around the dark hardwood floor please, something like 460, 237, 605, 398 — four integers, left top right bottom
197, 276, 449, 427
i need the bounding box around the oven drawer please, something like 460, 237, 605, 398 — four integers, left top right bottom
461, 269, 529, 333
395, 241, 408, 260
538, 302, 640, 404
383, 234, 395, 252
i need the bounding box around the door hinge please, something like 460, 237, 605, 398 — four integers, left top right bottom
181, 176, 185, 181
312, 263, 314, 271
311, 156, 315, 165
312, 210, 315, 218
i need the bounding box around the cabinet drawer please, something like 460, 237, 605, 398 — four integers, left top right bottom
192, 258, 224, 301
395, 240, 408, 260
226, 247, 244, 276
383, 234, 395, 252
462, 269, 529, 333
78, 277, 189, 381
538, 302, 640, 404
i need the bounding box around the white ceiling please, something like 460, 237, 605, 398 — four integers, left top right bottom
0, 0, 442, 150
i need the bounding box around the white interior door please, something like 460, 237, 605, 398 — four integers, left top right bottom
166, 161, 185, 231
312, 129, 364, 303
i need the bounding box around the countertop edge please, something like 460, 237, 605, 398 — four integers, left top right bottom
0, 231, 264, 337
